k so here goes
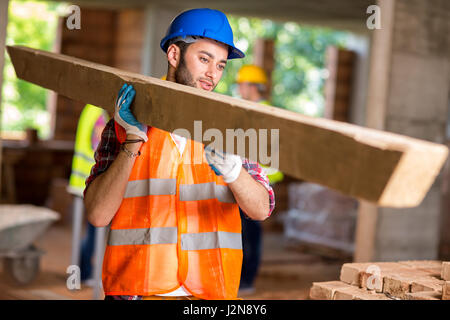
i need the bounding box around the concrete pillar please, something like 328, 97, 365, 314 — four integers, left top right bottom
355, 0, 450, 262
141, 5, 181, 78
0, 0, 9, 196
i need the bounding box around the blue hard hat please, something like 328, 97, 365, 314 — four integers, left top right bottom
160, 8, 245, 60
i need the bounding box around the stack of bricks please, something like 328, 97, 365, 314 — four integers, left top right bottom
310, 261, 450, 300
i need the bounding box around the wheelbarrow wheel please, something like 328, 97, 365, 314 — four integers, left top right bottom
3, 253, 40, 285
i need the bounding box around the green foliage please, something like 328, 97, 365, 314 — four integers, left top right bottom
1, 0, 63, 138
215, 16, 350, 117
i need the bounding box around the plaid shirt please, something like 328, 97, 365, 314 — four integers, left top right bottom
85, 119, 275, 215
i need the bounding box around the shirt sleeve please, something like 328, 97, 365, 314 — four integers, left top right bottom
241, 158, 276, 217
83, 119, 120, 197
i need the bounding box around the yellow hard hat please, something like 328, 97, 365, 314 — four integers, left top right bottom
236, 65, 268, 85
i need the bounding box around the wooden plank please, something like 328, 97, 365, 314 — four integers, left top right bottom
6, 45, 449, 208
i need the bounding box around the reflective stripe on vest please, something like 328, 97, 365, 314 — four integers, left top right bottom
108, 227, 178, 246
179, 182, 236, 203
71, 170, 90, 179
181, 231, 242, 250
108, 227, 241, 250
124, 179, 236, 203
74, 151, 96, 163
124, 178, 177, 198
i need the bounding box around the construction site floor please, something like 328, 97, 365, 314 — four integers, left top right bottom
0, 224, 345, 300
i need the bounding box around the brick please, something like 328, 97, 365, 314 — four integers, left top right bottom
411, 278, 444, 293
333, 289, 354, 300
443, 281, 450, 300
383, 275, 414, 299
352, 292, 393, 300
339, 263, 370, 286
405, 291, 441, 300
383, 271, 433, 299
309, 281, 351, 300
398, 260, 443, 278
390, 268, 434, 281
360, 271, 384, 292
441, 262, 450, 281
334, 286, 392, 300
357, 262, 430, 293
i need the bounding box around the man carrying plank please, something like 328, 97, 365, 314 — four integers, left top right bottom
83, 8, 274, 300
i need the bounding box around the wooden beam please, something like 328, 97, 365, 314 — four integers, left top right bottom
6, 45, 449, 208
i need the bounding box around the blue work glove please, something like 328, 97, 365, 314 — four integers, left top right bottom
114, 84, 148, 142
204, 145, 242, 183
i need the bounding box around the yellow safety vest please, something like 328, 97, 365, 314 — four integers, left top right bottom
69, 104, 108, 194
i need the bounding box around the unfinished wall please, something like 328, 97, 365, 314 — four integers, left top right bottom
361, 0, 450, 261
53, 7, 146, 141
53, 8, 117, 141
114, 9, 145, 73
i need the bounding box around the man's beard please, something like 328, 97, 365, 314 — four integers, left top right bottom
175, 56, 196, 88
175, 55, 215, 90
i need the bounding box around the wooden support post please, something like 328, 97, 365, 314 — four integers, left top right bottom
0, 0, 10, 199
354, 201, 378, 262
324, 47, 356, 122
6, 45, 449, 208
353, 0, 396, 261
253, 38, 275, 102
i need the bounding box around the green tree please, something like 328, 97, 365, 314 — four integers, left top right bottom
215, 16, 349, 117
1, 0, 63, 138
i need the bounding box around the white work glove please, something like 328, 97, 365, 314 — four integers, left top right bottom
204, 145, 242, 183
114, 83, 148, 142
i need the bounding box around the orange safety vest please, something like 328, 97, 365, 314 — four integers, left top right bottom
102, 122, 243, 299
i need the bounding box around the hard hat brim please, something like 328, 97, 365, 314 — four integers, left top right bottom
160, 35, 245, 60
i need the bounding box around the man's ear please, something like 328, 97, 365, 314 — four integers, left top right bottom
167, 44, 181, 69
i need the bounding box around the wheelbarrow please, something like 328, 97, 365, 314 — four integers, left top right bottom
0, 205, 59, 285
